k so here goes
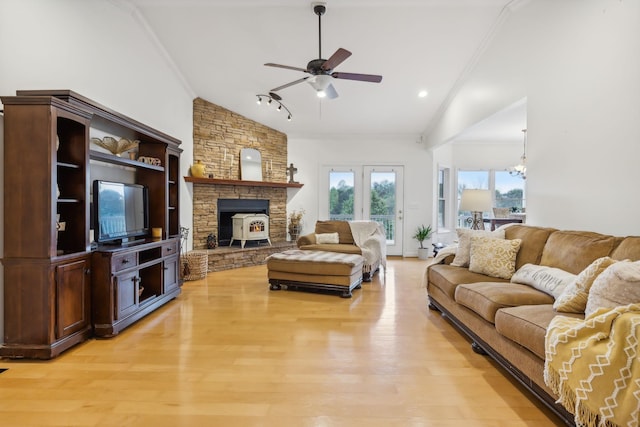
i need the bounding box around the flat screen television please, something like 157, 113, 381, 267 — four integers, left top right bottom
93, 180, 149, 244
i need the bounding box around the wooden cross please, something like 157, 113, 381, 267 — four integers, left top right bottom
286, 163, 298, 183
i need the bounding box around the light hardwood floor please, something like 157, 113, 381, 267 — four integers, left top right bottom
0, 257, 565, 426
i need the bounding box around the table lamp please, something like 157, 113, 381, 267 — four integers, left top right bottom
460, 189, 492, 230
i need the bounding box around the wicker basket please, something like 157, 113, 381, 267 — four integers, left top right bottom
181, 250, 209, 281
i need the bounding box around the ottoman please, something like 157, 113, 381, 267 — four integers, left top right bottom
266, 250, 365, 298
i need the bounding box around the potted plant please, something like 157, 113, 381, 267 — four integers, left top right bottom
288, 209, 305, 241
413, 224, 433, 260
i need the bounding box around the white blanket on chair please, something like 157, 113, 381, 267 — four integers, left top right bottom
349, 221, 387, 268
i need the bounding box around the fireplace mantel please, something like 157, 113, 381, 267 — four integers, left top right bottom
184, 176, 303, 188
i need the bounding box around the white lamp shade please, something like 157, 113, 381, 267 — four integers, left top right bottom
460, 189, 492, 212
308, 75, 332, 91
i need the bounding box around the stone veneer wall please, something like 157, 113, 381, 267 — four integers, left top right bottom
191, 98, 289, 249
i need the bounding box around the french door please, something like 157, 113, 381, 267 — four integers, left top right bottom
322, 165, 404, 256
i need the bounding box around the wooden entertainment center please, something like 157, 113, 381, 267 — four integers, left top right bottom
1, 90, 182, 359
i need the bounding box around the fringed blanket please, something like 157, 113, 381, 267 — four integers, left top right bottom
544, 303, 640, 427
348, 220, 387, 268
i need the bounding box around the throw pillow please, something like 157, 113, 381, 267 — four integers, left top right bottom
585, 260, 640, 318
315, 232, 339, 244
510, 263, 576, 299
451, 228, 506, 267
553, 257, 617, 313
468, 236, 522, 280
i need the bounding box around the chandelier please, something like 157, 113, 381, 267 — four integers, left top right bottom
508, 129, 527, 179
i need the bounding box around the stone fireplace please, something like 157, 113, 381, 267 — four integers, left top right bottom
190, 97, 290, 254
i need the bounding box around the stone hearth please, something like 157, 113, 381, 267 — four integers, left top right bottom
204, 241, 295, 272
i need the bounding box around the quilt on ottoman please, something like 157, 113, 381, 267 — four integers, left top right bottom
266, 250, 364, 298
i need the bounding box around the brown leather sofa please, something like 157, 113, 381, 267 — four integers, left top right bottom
426, 224, 640, 424
297, 220, 385, 281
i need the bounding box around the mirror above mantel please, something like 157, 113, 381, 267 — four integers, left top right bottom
240, 148, 262, 181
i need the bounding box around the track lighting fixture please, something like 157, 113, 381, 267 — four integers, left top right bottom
255, 92, 292, 122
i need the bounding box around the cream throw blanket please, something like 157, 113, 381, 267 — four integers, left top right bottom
544, 303, 640, 427
348, 221, 387, 269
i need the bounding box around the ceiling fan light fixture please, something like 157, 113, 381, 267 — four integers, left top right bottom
256, 96, 262, 105
308, 74, 332, 97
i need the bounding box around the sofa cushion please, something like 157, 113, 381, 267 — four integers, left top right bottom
454, 282, 554, 324
610, 236, 640, 261
469, 236, 522, 280
540, 230, 622, 274
553, 256, 618, 313
585, 260, 640, 317
315, 232, 339, 244
428, 264, 507, 299
314, 221, 355, 245
451, 228, 506, 267
504, 225, 556, 270
495, 305, 583, 359
510, 264, 576, 299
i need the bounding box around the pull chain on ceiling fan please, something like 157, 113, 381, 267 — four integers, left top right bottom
264, 2, 383, 100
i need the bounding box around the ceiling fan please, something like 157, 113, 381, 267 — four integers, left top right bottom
264, 2, 383, 100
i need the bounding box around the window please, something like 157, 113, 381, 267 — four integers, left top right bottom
457, 169, 525, 228
329, 170, 355, 220
437, 167, 450, 229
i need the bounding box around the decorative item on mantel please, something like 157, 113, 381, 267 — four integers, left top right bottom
288, 208, 305, 241
222, 148, 235, 179
265, 159, 273, 181
287, 163, 299, 183
190, 160, 207, 178
90, 136, 139, 157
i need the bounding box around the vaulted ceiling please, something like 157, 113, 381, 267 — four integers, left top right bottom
124, 0, 521, 139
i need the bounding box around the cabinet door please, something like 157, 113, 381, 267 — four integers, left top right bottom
55, 258, 90, 339
163, 256, 179, 293
115, 271, 139, 320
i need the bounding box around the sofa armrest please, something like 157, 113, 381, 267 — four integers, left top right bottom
296, 233, 316, 247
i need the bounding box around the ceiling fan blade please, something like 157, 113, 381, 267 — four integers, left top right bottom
331, 72, 383, 83
321, 48, 352, 71
264, 63, 308, 73
324, 83, 339, 99
270, 77, 309, 92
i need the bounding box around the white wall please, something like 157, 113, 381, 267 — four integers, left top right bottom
426, 0, 640, 236
287, 135, 433, 257
0, 0, 195, 343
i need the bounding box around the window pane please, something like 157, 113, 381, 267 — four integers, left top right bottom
370, 171, 396, 243
495, 171, 525, 212
329, 171, 354, 220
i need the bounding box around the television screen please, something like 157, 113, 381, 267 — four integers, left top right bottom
93, 180, 149, 243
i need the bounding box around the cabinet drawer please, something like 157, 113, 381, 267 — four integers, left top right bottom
112, 252, 137, 272
162, 241, 179, 257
